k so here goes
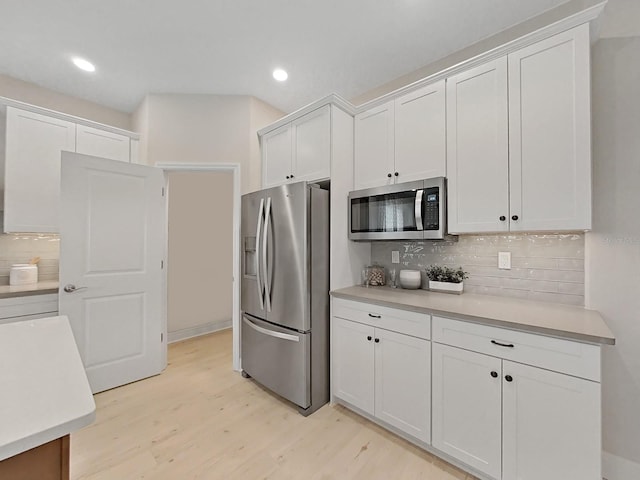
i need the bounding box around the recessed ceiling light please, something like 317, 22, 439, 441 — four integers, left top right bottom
72, 57, 96, 73
273, 68, 288, 82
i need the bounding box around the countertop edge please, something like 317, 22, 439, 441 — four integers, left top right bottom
330, 289, 615, 346
0, 406, 96, 462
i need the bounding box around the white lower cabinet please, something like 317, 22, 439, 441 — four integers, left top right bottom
432, 343, 502, 478
432, 316, 602, 480
332, 317, 374, 414
502, 361, 601, 480
332, 299, 431, 444
374, 328, 431, 443
332, 300, 603, 480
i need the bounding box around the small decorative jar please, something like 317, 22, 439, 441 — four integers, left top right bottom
366, 264, 386, 286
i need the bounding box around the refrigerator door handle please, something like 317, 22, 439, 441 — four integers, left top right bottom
262, 197, 272, 312
255, 198, 265, 310
243, 316, 300, 342
415, 189, 424, 231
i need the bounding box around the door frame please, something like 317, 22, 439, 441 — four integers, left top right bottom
158, 163, 241, 371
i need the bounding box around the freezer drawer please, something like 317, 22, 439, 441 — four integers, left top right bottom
241, 314, 310, 409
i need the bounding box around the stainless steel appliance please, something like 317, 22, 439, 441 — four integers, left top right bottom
348, 177, 448, 241
241, 182, 329, 416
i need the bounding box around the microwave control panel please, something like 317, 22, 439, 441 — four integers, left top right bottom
424, 188, 440, 230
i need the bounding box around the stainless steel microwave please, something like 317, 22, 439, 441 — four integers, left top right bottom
348, 177, 447, 241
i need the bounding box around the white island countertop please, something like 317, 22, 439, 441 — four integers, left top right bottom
331, 285, 615, 345
0, 315, 95, 461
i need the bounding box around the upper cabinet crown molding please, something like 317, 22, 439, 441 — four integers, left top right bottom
257, 94, 355, 139
353, 1, 606, 115
0, 97, 139, 140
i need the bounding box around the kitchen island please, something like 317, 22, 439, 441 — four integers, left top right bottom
0, 315, 95, 479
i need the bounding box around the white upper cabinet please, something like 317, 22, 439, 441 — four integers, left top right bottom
354, 83, 447, 190
508, 24, 591, 231
446, 58, 510, 234
2, 104, 138, 233
76, 124, 130, 162
354, 101, 395, 190
292, 105, 330, 183
394, 80, 446, 182
262, 124, 293, 188
4, 107, 76, 233
262, 105, 331, 188
447, 24, 592, 234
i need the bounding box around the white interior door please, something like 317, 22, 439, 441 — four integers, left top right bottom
59, 152, 166, 393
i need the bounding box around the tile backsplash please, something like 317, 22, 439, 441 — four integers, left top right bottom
371, 233, 585, 306
0, 234, 60, 285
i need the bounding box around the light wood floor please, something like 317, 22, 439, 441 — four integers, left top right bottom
71, 329, 478, 480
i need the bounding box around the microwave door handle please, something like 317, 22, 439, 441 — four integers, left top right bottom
262, 197, 272, 312
415, 189, 424, 231
255, 198, 265, 310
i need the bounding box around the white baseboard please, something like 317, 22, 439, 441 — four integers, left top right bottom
603, 451, 640, 480
167, 320, 232, 344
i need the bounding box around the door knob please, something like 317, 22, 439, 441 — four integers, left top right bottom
490, 371, 498, 378
505, 375, 513, 382
387, 173, 392, 178
499, 216, 506, 221
63, 284, 87, 293
394, 172, 399, 177
511, 215, 519, 221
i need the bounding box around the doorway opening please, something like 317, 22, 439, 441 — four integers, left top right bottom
160, 164, 241, 371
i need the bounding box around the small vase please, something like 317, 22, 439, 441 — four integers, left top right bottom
428, 280, 464, 294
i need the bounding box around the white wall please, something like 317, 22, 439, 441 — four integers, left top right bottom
167, 171, 234, 341
588, 35, 640, 479
132, 93, 282, 194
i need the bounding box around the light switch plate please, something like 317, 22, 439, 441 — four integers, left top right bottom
392, 251, 400, 264
498, 251, 511, 270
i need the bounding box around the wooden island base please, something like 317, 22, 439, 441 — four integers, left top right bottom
0, 435, 69, 480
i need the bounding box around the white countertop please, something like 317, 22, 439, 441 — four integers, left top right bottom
331, 286, 615, 345
0, 315, 95, 461
0, 280, 59, 299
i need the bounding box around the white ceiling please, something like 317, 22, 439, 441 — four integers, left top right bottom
1, 0, 570, 114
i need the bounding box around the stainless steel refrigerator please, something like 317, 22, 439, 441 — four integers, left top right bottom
240, 181, 329, 416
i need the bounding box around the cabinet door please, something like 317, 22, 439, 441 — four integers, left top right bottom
432, 343, 502, 479
354, 101, 394, 190
332, 317, 374, 415
502, 361, 601, 480
395, 81, 446, 181
262, 124, 292, 188
508, 24, 591, 232
292, 105, 330, 182
4, 107, 76, 233
374, 328, 431, 443
76, 125, 130, 162
446, 58, 509, 234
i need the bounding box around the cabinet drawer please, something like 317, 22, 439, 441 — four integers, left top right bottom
333, 298, 430, 339
432, 316, 600, 381
0, 294, 58, 320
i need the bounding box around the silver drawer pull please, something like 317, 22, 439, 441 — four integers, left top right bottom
243, 317, 299, 342
491, 340, 515, 348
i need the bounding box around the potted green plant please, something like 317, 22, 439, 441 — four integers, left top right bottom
424, 265, 468, 294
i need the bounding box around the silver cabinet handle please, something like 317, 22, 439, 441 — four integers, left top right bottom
415, 189, 424, 231
255, 198, 265, 310
262, 197, 272, 312
63, 284, 87, 293
243, 316, 299, 342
